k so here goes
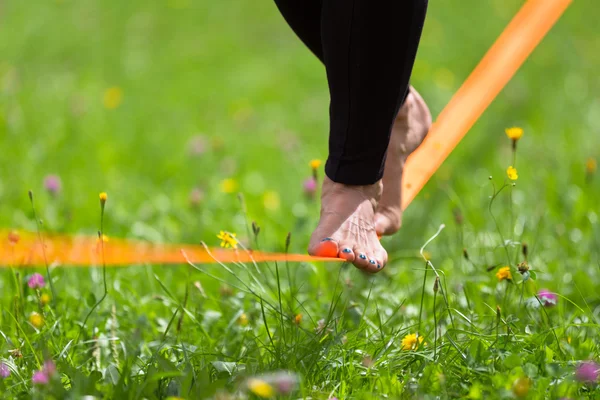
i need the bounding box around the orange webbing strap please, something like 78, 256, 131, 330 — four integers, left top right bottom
0, 231, 337, 267
401, 0, 572, 210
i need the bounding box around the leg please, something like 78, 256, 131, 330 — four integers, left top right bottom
273, 0, 430, 271
308, 0, 429, 272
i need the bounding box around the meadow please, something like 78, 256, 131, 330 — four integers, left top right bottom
1, 0, 599, 398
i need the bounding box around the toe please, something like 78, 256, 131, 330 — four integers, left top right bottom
309, 237, 339, 258
352, 247, 371, 270
337, 243, 355, 262
370, 248, 388, 273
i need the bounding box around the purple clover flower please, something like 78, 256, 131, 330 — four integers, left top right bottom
538, 289, 558, 307
575, 361, 599, 383
43, 175, 62, 195
303, 177, 317, 198
27, 273, 45, 289
0, 362, 10, 378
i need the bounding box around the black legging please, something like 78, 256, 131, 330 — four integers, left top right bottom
274, 0, 428, 185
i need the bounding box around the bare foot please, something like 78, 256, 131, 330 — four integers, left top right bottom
308, 176, 387, 272
374, 87, 432, 236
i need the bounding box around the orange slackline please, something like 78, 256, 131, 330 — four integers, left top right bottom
1, 0, 572, 268
0, 230, 337, 267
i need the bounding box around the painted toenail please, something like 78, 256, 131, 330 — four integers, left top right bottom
369, 259, 376, 265
342, 248, 352, 253
359, 254, 367, 260
321, 237, 334, 242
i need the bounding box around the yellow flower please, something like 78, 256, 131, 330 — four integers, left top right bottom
496, 266, 512, 281
586, 157, 597, 174
40, 293, 51, 307
401, 333, 424, 351
247, 378, 275, 398
512, 377, 531, 398
309, 159, 322, 170
29, 312, 44, 329
505, 127, 523, 140
262, 191, 280, 211
217, 231, 238, 249
294, 313, 302, 325
238, 313, 249, 326
103, 86, 123, 109
99, 192, 108, 203
219, 178, 238, 194
506, 166, 518, 180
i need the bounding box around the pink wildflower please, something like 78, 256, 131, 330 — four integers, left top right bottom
272, 372, 298, 395
538, 289, 558, 307
0, 362, 10, 378
575, 361, 599, 383
303, 177, 317, 199
43, 360, 56, 376
31, 360, 56, 385
189, 188, 204, 207
27, 273, 45, 289
43, 175, 62, 195
32, 371, 49, 385
188, 135, 208, 156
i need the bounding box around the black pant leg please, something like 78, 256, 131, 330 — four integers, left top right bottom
322, 0, 428, 185
274, 0, 428, 185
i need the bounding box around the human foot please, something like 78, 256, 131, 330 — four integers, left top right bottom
374, 87, 432, 236
308, 176, 388, 272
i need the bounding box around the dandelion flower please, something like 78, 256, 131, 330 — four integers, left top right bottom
512, 377, 531, 398
496, 266, 512, 282
217, 231, 238, 249
103, 86, 123, 109
28, 273, 45, 289
40, 293, 51, 307
309, 159, 322, 170
506, 166, 518, 180
247, 378, 275, 398
43, 175, 62, 195
401, 333, 424, 351
263, 191, 280, 211
219, 178, 238, 194
99, 192, 108, 206
538, 289, 558, 307
294, 314, 302, 325
238, 313, 249, 326
505, 127, 523, 140
0, 362, 10, 378
29, 312, 44, 329
575, 361, 599, 383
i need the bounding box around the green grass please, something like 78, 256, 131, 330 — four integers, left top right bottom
1, 0, 599, 398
